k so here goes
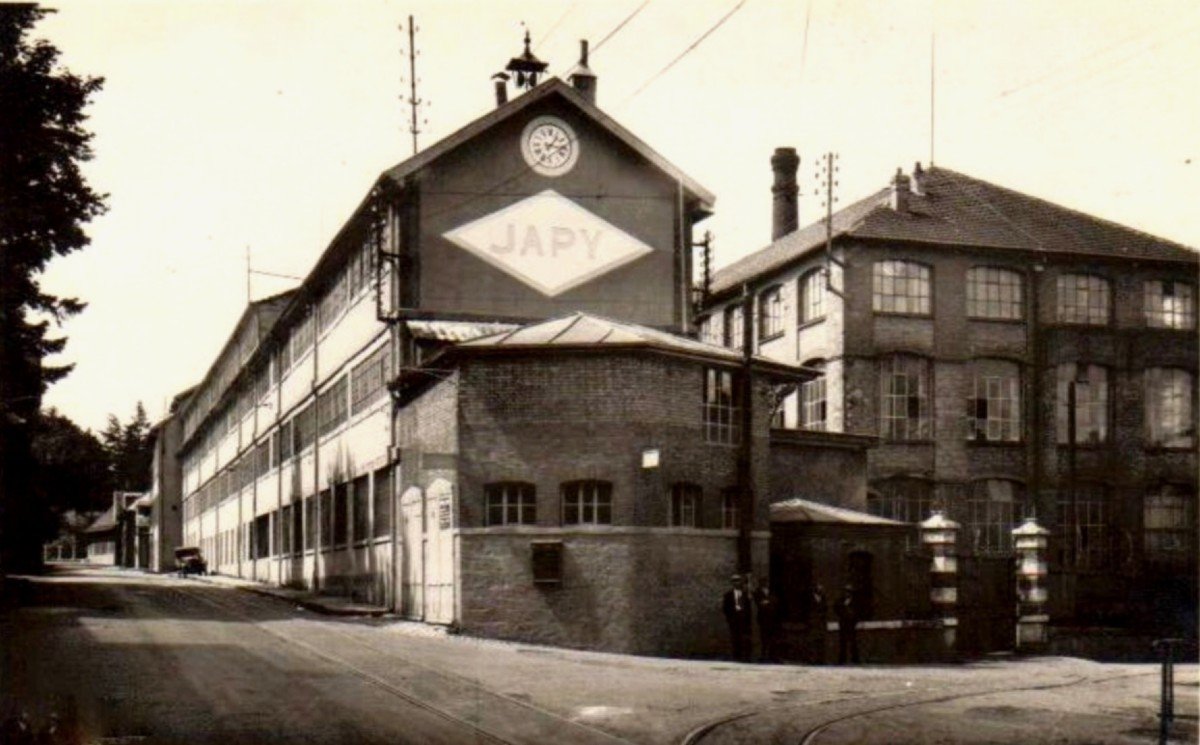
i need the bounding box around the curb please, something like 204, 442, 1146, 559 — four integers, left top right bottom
194, 575, 388, 618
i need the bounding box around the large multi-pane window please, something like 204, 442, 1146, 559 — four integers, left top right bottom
967, 360, 1021, 442
867, 478, 932, 524
372, 466, 393, 539
1144, 280, 1195, 329
317, 376, 348, 436
319, 490, 333, 549
967, 267, 1023, 320
698, 315, 722, 346
280, 504, 293, 555
562, 480, 612, 525
1145, 368, 1194, 448
721, 488, 740, 530
703, 368, 742, 445
1056, 274, 1110, 325
801, 360, 827, 431
1144, 485, 1194, 565
872, 261, 930, 315
352, 475, 370, 542
293, 403, 315, 453
799, 269, 826, 323
670, 482, 701, 528
964, 479, 1019, 555
485, 482, 537, 526
723, 305, 744, 350
1055, 364, 1109, 444
351, 345, 389, 415
333, 483, 349, 546
758, 286, 784, 341
1057, 484, 1111, 571
881, 355, 930, 440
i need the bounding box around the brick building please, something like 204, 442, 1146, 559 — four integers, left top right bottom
697, 157, 1199, 636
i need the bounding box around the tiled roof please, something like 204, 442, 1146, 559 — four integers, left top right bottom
711, 166, 1197, 295
406, 320, 520, 343
456, 312, 807, 376
770, 497, 907, 526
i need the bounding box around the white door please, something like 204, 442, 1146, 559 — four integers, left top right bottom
423, 478, 456, 625
398, 486, 424, 619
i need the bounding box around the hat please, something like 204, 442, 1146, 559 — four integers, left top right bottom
731, 573, 743, 581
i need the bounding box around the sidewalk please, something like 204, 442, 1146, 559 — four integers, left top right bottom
193, 572, 392, 618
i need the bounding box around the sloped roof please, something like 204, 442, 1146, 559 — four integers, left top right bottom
84, 504, 118, 533
770, 498, 907, 526
711, 166, 1197, 296
423, 312, 811, 381
382, 78, 715, 212
406, 319, 519, 342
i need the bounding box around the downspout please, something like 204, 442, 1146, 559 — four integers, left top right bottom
678, 180, 689, 334
1027, 264, 1042, 522
311, 303, 321, 593
737, 283, 755, 575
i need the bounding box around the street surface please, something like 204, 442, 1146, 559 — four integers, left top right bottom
1, 565, 1195, 744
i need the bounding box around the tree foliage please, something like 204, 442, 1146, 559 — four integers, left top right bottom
101, 401, 153, 493
31, 407, 112, 515
0, 5, 106, 571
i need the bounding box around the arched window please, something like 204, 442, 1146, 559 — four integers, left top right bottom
965, 479, 1021, 555
1056, 274, 1110, 325
1144, 280, 1195, 329
758, 285, 784, 341
723, 305, 743, 350
867, 477, 932, 524
801, 360, 827, 431
1144, 484, 1195, 565
670, 483, 701, 527
1145, 368, 1194, 448
967, 359, 1021, 442
485, 482, 536, 526
880, 355, 930, 440
562, 480, 612, 525
799, 269, 826, 323
721, 487, 740, 529
967, 267, 1023, 320
1057, 483, 1111, 570
1056, 364, 1109, 444
872, 260, 930, 315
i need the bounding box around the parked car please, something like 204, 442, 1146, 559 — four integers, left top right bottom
174, 546, 207, 577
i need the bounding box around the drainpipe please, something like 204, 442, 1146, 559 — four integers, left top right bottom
737, 283, 755, 575
311, 304, 321, 593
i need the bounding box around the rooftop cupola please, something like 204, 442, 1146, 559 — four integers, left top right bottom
567, 40, 597, 106
505, 30, 549, 92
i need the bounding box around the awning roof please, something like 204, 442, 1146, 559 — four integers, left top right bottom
406, 319, 520, 343
770, 498, 908, 526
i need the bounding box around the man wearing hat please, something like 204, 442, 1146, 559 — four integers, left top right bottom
835, 583, 860, 664
722, 574, 752, 661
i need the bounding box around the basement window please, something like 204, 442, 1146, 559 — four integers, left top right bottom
531, 540, 563, 584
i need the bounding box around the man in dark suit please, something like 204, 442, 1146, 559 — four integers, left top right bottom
753, 581, 781, 662
722, 574, 752, 661
835, 583, 860, 664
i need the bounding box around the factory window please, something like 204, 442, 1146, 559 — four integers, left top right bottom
872, 260, 930, 315
1055, 363, 1108, 444
670, 482, 701, 528
294, 498, 305, 554
351, 345, 389, 415
967, 360, 1021, 442
293, 403, 316, 453
880, 355, 931, 441
373, 467, 393, 539
964, 479, 1019, 555
1144, 280, 1196, 329
333, 483, 349, 547
758, 285, 784, 342
1057, 483, 1112, 571
801, 360, 827, 431
723, 305, 744, 350
279, 419, 293, 462
317, 376, 348, 437
352, 475, 370, 543
868, 477, 932, 524
703, 368, 742, 445
967, 267, 1023, 320
318, 490, 333, 549
1056, 274, 1110, 325
290, 312, 314, 363
270, 431, 280, 468
255, 439, 271, 478
485, 482, 537, 526
1144, 485, 1194, 565
1145, 368, 1194, 448
799, 269, 826, 323
561, 480, 612, 526
280, 504, 292, 555
318, 270, 349, 332
253, 513, 271, 559
721, 488, 740, 530
698, 315, 722, 346
303, 495, 316, 550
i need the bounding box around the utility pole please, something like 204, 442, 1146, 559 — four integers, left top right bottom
401, 15, 424, 155
691, 230, 713, 316
736, 283, 754, 576
816, 152, 845, 299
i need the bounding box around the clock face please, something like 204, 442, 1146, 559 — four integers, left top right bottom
521, 116, 579, 176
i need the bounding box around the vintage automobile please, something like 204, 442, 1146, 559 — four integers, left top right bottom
174, 546, 208, 577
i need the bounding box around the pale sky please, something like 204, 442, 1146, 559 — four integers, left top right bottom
33, 0, 1200, 433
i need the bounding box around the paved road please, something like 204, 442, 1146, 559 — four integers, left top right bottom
0, 566, 624, 745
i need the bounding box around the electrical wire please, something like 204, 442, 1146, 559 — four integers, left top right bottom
533, 2, 579, 52
619, 0, 749, 106
592, 0, 652, 54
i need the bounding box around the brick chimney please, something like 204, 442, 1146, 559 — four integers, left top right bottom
493, 72, 509, 107
890, 167, 911, 212
911, 161, 926, 195
567, 40, 597, 106
771, 147, 800, 240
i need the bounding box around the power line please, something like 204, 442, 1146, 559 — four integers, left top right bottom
534, 2, 579, 52
619, 0, 749, 105
592, 0, 652, 54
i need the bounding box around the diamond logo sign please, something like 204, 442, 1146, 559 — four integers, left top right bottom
442, 190, 656, 297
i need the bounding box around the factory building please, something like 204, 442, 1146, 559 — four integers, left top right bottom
696, 157, 1199, 643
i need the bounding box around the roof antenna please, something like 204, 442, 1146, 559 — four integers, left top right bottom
400, 15, 427, 155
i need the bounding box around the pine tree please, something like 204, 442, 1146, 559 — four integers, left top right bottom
0, 5, 106, 571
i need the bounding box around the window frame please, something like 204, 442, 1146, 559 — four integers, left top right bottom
966, 266, 1024, 321
1055, 363, 1110, 445
670, 482, 701, 528
964, 479, 1020, 556
1144, 280, 1196, 330
757, 285, 784, 342
1056, 274, 1111, 326
1143, 484, 1195, 566
723, 305, 744, 351
967, 360, 1022, 443
1145, 367, 1195, 449
485, 482, 538, 526
561, 480, 613, 526
872, 260, 931, 316
801, 360, 827, 431
721, 488, 740, 530
703, 367, 742, 445
880, 354, 931, 441
798, 269, 826, 324
867, 478, 933, 524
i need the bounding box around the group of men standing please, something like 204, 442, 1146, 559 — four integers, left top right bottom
721, 574, 860, 664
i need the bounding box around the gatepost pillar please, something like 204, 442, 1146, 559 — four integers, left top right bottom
920, 511, 959, 658
1013, 516, 1050, 651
